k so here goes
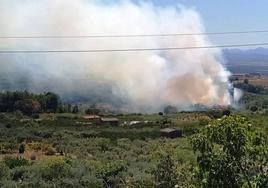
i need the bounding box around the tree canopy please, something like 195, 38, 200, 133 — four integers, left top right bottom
0, 91, 61, 114
191, 115, 268, 187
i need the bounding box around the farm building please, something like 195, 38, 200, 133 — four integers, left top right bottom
160, 128, 182, 138
82, 115, 101, 123
100, 117, 119, 126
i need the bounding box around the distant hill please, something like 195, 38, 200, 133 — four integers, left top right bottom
223, 48, 268, 75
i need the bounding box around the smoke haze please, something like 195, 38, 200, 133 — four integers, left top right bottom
0, 0, 232, 112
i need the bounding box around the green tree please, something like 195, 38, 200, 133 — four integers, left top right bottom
159, 116, 171, 128
14, 99, 41, 115
72, 105, 79, 113
164, 105, 177, 114
40, 92, 60, 112
191, 115, 268, 188
3, 156, 29, 169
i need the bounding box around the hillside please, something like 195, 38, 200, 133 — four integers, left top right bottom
223, 48, 268, 75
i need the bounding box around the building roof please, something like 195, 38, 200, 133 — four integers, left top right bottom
101, 117, 119, 122
160, 128, 178, 133
82, 115, 100, 119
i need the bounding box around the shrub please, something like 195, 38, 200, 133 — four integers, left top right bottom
45, 147, 56, 155
0, 142, 18, 154
39, 157, 71, 180
199, 118, 209, 126
4, 156, 29, 169
14, 110, 24, 119
153, 154, 177, 188
96, 161, 126, 188
5, 123, 11, 129
18, 144, 25, 154
250, 106, 258, 112
14, 99, 41, 115
12, 166, 28, 181
0, 162, 9, 180
31, 113, 40, 119
0, 113, 6, 119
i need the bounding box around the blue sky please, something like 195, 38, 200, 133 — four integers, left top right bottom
119, 0, 268, 45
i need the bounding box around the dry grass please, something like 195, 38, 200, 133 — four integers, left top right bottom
0, 143, 61, 161
234, 75, 268, 88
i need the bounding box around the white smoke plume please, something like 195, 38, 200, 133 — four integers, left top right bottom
0, 0, 232, 112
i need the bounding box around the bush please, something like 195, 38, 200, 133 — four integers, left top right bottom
0, 142, 18, 154
14, 110, 24, 119
199, 118, 209, 126
14, 99, 41, 115
4, 156, 29, 169
18, 144, 25, 154
45, 147, 56, 155
5, 123, 11, 129
153, 154, 177, 188
12, 166, 28, 181
0, 162, 9, 180
0, 113, 6, 119
31, 113, 40, 119
250, 106, 258, 112
39, 157, 71, 180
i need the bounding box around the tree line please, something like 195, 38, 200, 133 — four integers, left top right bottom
234, 79, 267, 94
0, 91, 60, 115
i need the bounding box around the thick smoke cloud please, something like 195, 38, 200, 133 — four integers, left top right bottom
0, 0, 231, 112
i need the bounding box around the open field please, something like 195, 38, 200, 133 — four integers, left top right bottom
233, 74, 268, 89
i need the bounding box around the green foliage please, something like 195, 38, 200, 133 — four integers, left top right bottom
0, 91, 61, 114
241, 92, 268, 112
97, 161, 126, 187
4, 156, 29, 169
18, 143, 25, 154
0, 110, 267, 187
159, 116, 172, 128
153, 153, 177, 188
38, 157, 71, 180
14, 99, 41, 115
0, 142, 18, 154
44, 146, 56, 155
205, 110, 225, 119
14, 110, 24, 119
234, 82, 267, 94
191, 115, 268, 188
0, 161, 9, 180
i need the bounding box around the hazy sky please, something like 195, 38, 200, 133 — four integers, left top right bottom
107, 0, 268, 46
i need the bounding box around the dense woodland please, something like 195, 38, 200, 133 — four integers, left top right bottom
0, 91, 60, 114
